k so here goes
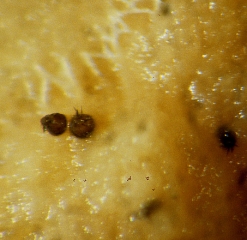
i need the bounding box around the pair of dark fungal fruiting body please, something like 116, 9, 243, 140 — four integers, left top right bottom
41, 110, 95, 138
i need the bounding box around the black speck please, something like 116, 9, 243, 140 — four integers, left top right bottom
41, 113, 67, 136
69, 109, 95, 138
217, 126, 237, 153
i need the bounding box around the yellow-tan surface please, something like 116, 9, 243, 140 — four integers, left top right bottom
1, 0, 247, 239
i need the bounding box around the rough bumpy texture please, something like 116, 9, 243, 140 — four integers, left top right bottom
69, 110, 95, 138
41, 113, 67, 135
1, 0, 247, 239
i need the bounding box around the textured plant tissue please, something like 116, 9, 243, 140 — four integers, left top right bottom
1, 0, 247, 239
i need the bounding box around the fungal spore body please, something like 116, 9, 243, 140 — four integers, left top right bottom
41, 113, 67, 136
69, 109, 95, 138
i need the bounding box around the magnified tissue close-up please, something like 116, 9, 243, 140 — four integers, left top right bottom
1, 0, 247, 239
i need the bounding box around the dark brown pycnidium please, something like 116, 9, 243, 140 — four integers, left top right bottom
41, 113, 67, 136
217, 126, 237, 153
69, 109, 95, 138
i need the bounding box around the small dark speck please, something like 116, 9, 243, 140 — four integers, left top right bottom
146, 176, 149, 180
127, 176, 132, 181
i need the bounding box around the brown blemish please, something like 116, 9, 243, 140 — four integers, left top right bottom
137, 120, 147, 132
139, 199, 162, 218
130, 199, 162, 221
238, 169, 247, 186
159, 1, 170, 15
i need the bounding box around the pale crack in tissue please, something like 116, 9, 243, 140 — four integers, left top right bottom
1, 0, 247, 239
